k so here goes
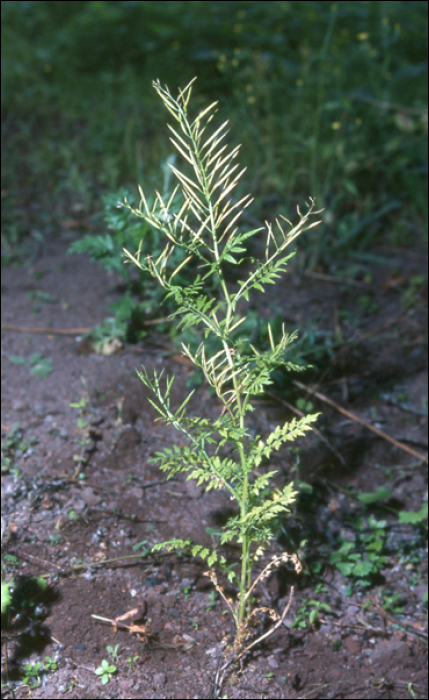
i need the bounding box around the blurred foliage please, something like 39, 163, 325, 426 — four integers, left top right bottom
1, 0, 427, 266
68, 184, 189, 344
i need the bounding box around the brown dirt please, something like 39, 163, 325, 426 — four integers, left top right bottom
1, 233, 428, 699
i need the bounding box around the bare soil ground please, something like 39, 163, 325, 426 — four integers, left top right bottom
1, 233, 428, 699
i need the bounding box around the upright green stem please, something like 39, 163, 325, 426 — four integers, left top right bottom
125, 80, 321, 653
195, 140, 251, 633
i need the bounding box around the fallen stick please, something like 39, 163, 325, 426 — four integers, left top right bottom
3, 326, 426, 464
0, 317, 173, 335
1, 324, 92, 335
304, 271, 367, 287
293, 379, 428, 464
266, 390, 347, 467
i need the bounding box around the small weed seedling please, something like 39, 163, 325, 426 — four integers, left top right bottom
106, 643, 121, 663
9, 352, 53, 378
1, 554, 48, 621
181, 584, 193, 599
126, 655, 139, 672
21, 657, 58, 689
95, 659, 117, 685
123, 79, 321, 660
291, 598, 332, 629
21, 661, 43, 689
206, 590, 218, 612
1, 424, 37, 476
329, 516, 388, 592
69, 392, 96, 478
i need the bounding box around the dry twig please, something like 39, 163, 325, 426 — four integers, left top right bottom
293, 379, 428, 463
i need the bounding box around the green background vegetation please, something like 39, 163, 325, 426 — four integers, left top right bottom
2, 0, 427, 266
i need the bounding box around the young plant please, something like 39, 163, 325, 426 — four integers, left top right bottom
291, 598, 332, 629
329, 516, 389, 591
70, 395, 91, 477
122, 79, 321, 655
106, 643, 121, 664
68, 183, 187, 347
95, 659, 117, 685
1, 424, 37, 476
21, 661, 43, 689
126, 655, 139, 672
